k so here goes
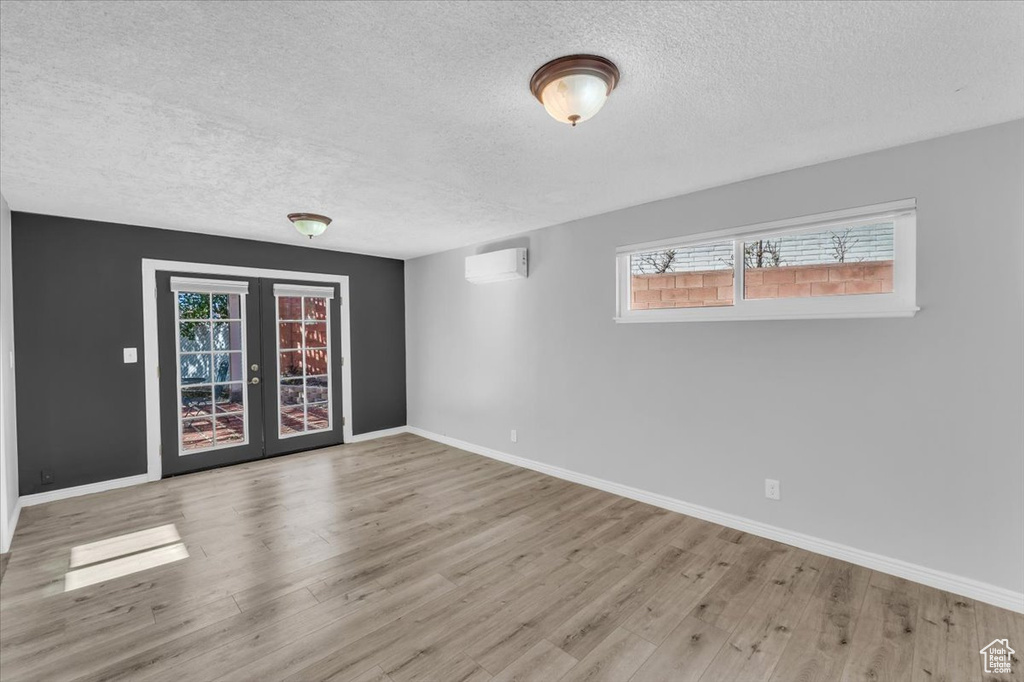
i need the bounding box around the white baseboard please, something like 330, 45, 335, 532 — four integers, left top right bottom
406, 426, 1024, 614
1, 497, 20, 554
19, 474, 150, 508
347, 426, 411, 443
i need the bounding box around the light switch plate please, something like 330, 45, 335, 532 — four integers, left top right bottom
123, 347, 138, 364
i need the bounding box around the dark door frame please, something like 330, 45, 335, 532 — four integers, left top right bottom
142, 259, 353, 481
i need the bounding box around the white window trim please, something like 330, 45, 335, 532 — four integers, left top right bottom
273, 283, 336, 299
142, 259, 353, 482
615, 199, 919, 323
170, 277, 249, 296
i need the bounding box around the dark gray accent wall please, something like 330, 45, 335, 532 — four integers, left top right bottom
11, 213, 406, 494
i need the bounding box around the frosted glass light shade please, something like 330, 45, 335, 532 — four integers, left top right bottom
541, 74, 609, 126
293, 219, 328, 237
530, 55, 619, 128
287, 213, 332, 239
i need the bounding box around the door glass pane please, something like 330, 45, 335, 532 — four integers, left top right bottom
178, 293, 210, 319
213, 383, 244, 413
307, 405, 330, 431
304, 322, 327, 348
213, 353, 243, 383
175, 287, 248, 454
279, 351, 303, 377
280, 406, 305, 435
181, 386, 212, 418
180, 354, 211, 384
276, 293, 332, 437
211, 294, 241, 320
280, 378, 303, 405
278, 296, 302, 320
182, 418, 214, 450
305, 376, 328, 404
305, 349, 328, 375
304, 297, 327, 320
212, 322, 242, 351
179, 322, 211, 352
279, 322, 302, 350
214, 415, 245, 445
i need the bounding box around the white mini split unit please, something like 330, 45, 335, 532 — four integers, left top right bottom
465, 248, 528, 283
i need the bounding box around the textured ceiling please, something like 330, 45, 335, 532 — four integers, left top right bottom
1, 1, 1022, 259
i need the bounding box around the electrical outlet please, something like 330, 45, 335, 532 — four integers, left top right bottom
765, 479, 780, 501
510, 429, 517, 443
41, 468, 55, 485
123, 347, 138, 364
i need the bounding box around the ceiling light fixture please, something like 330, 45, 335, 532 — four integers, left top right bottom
287, 213, 332, 239
530, 54, 620, 127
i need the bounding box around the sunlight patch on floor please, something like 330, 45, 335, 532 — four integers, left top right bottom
64, 524, 189, 591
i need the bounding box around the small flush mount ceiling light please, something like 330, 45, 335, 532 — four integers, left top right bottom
530, 54, 619, 127
287, 213, 332, 239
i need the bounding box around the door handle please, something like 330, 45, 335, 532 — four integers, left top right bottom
249, 377, 260, 385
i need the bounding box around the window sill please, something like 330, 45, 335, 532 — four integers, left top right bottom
614, 306, 919, 323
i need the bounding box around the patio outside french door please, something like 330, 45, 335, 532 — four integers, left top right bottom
156, 273, 343, 476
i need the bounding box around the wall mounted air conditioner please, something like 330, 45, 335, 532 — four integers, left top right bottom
465, 248, 528, 283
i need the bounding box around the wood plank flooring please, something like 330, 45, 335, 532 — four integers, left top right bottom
0, 433, 1019, 681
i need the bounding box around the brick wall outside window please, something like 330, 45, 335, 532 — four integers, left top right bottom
631, 260, 893, 309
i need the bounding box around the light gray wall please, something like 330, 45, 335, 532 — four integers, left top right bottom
405, 120, 1024, 594
0, 194, 18, 553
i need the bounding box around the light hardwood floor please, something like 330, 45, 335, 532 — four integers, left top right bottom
0, 433, 1020, 681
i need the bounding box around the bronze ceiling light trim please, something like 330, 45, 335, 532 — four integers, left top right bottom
530, 54, 620, 127
287, 213, 332, 239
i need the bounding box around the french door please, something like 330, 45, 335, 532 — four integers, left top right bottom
157, 272, 344, 476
